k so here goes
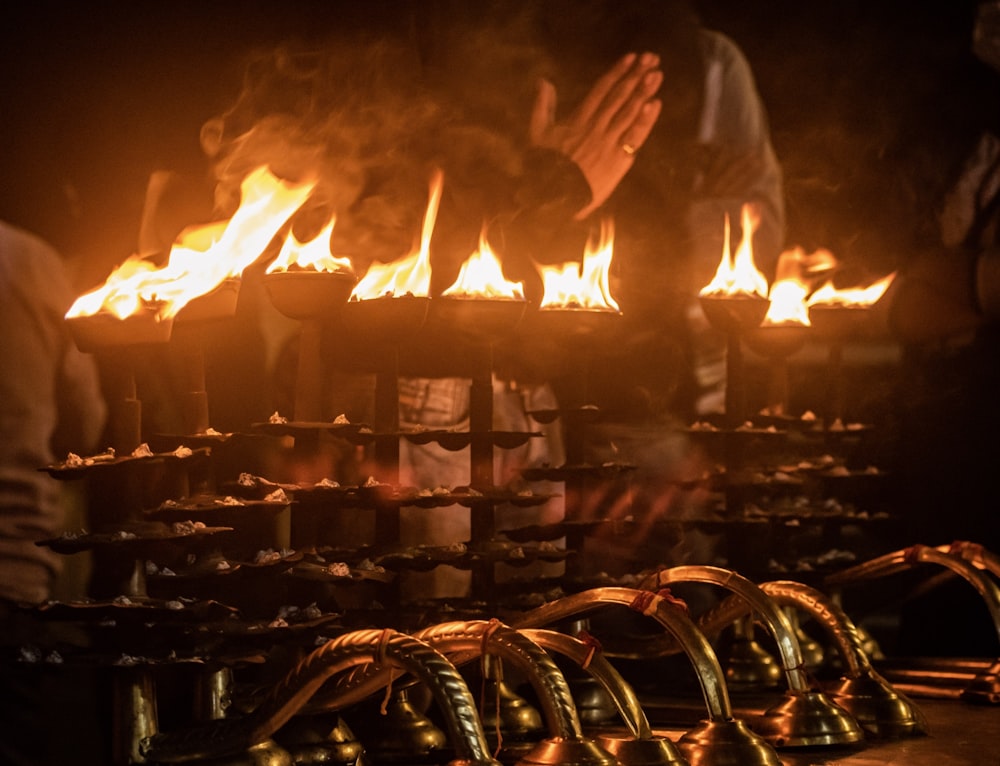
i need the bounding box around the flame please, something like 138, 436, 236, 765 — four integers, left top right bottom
764, 278, 811, 325
807, 271, 897, 307
266, 214, 354, 274
761, 247, 813, 326
350, 169, 442, 300
442, 225, 524, 300
537, 218, 620, 311
67, 166, 315, 320
699, 204, 769, 298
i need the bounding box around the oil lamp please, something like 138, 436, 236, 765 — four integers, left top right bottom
807, 271, 896, 429
263, 214, 358, 424
697, 205, 770, 428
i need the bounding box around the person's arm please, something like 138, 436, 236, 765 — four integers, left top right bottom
528, 52, 664, 220
497, 53, 666, 280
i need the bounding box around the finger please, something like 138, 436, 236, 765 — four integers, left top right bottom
607, 67, 663, 138
529, 78, 558, 146
587, 53, 661, 133
619, 98, 662, 151
573, 52, 638, 126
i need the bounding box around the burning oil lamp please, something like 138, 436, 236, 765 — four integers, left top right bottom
263, 213, 358, 424
515, 221, 624, 580
429, 227, 528, 345
807, 271, 896, 429
67, 165, 315, 450
427, 224, 528, 492
521, 218, 622, 410
698, 205, 770, 428
743, 253, 814, 417
339, 173, 442, 485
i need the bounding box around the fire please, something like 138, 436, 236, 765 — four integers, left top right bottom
350, 169, 441, 300
442, 225, 524, 299
764, 279, 811, 326
67, 166, 315, 320
807, 271, 897, 307
699, 204, 769, 298
762, 248, 813, 326
537, 218, 620, 311
266, 214, 354, 275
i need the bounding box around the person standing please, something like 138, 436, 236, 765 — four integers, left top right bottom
0, 219, 107, 765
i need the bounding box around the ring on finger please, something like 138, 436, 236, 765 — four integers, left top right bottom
621, 142, 637, 155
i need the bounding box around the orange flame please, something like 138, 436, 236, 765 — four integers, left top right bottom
762, 248, 813, 326
807, 271, 897, 307
266, 214, 354, 274
350, 170, 441, 300
764, 279, 811, 326
699, 204, 769, 298
67, 166, 315, 320
442, 225, 524, 299
537, 218, 619, 311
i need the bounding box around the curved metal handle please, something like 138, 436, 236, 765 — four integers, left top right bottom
825, 544, 1000, 645
641, 565, 811, 691
142, 628, 497, 765
414, 619, 584, 741
520, 627, 653, 740
509, 586, 734, 722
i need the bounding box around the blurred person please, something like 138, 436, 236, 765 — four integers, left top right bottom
491, 0, 785, 423
0, 219, 107, 765
157, 0, 785, 596
0, 220, 106, 605
408, 0, 785, 579
887, 0, 1000, 553
881, 0, 1000, 657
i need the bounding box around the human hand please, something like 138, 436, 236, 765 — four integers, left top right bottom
530, 52, 663, 220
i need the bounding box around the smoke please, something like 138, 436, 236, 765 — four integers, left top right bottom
201, 7, 555, 276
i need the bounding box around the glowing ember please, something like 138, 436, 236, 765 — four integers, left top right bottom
67, 166, 315, 320
350, 169, 441, 300
699, 204, 769, 298
442, 225, 524, 300
538, 218, 620, 311
266, 214, 354, 275
807, 271, 897, 307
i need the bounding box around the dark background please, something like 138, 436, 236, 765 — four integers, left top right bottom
0, 0, 994, 288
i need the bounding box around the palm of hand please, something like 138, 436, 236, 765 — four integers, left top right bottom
530, 52, 664, 220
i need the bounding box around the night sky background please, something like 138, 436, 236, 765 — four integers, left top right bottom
1, 0, 995, 290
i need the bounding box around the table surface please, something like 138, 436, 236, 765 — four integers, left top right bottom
646, 698, 1000, 766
